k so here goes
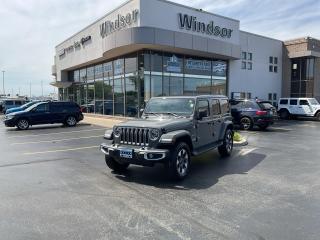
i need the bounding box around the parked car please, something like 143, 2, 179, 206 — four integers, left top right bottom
100, 95, 234, 180
230, 99, 276, 130
1, 99, 26, 113
3, 101, 83, 130
278, 98, 320, 120
5, 101, 41, 114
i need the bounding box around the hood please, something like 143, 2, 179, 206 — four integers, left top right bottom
116, 117, 193, 132
7, 110, 27, 117
6, 107, 22, 113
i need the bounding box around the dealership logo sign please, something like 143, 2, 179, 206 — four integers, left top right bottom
178, 13, 233, 38
59, 36, 92, 57
100, 9, 139, 38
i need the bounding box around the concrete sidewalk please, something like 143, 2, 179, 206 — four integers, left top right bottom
81, 113, 131, 128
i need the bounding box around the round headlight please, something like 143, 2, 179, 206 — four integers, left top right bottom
149, 129, 160, 141
113, 127, 121, 137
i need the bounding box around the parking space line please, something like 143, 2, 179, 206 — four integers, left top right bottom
23, 145, 99, 155
7, 128, 105, 139
11, 135, 103, 145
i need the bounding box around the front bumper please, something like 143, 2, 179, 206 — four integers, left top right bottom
100, 143, 170, 166
3, 118, 16, 127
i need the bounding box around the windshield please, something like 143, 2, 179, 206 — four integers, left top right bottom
309, 98, 319, 105
21, 102, 36, 109
25, 102, 43, 112
144, 98, 195, 116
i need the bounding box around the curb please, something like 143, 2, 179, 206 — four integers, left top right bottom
234, 139, 248, 147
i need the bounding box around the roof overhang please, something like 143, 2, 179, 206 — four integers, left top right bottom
50, 81, 72, 88
288, 50, 320, 58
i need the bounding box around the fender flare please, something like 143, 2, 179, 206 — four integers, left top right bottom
159, 130, 192, 145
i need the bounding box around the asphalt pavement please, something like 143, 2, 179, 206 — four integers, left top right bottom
0, 119, 319, 240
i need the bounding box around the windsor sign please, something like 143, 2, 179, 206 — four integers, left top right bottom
100, 9, 139, 38
178, 13, 233, 39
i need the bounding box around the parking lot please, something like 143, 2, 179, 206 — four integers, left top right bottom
0, 119, 320, 240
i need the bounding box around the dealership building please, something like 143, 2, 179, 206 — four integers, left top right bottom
51, 0, 320, 117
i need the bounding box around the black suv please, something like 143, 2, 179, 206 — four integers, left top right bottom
101, 95, 234, 180
3, 101, 83, 130
230, 99, 276, 130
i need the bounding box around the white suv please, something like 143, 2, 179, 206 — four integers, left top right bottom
278, 98, 320, 120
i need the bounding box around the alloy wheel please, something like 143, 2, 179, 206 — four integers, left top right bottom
67, 116, 76, 126
241, 118, 252, 130
18, 119, 29, 130
176, 148, 189, 177
225, 130, 233, 153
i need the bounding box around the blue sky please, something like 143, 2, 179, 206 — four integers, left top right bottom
0, 0, 319, 96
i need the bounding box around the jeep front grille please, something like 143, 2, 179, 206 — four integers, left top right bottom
120, 127, 149, 146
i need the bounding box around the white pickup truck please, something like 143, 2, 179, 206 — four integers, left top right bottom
278, 98, 320, 120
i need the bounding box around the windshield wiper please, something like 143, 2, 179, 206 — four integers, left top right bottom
161, 112, 181, 117
144, 112, 161, 117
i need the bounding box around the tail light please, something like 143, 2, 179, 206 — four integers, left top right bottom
256, 110, 267, 116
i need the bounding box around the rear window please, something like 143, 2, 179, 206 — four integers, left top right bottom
258, 102, 274, 109
220, 99, 230, 114
243, 101, 258, 109
290, 99, 298, 105
279, 99, 288, 104
5, 101, 13, 105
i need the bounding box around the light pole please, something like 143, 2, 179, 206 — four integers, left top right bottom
41, 80, 43, 100
1, 71, 4, 95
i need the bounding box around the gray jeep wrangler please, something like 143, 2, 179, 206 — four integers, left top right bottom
100, 95, 234, 179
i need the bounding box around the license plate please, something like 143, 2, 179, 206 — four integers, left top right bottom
120, 149, 133, 159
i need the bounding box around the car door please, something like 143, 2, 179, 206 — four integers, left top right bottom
211, 99, 222, 143
298, 99, 313, 115
288, 99, 299, 114
195, 99, 214, 148
29, 103, 50, 124
50, 103, 65, 123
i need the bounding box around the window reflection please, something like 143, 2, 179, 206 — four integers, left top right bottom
64, 50, 228, 117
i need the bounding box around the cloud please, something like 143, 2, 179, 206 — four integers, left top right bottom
0, 0, 319, 96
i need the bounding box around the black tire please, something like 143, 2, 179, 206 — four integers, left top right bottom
218, 128, 233, 157
65, 115, 77, 127
168, 142, 191, 180
240, 117, 253, 130
279, 109, 290, 120
316, 112, 320, 121
105, 155, 129, 172
16, 118, 30, 130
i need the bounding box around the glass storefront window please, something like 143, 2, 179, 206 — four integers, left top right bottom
290, 57, 315, 97
64, 50, 229, 117
73, 70, 80, 82
163, 53, 183, 96
212, 61, 227, 95
125, 54, 138, 117
113, 59, 125, 116
80, 68, 87, 82
87, 66, 94, 83
103, 62, 114, 115
95, 64, 104, 114
184, 56, 212, 95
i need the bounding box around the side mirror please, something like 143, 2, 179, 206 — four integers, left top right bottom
197, 109, 208, 120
